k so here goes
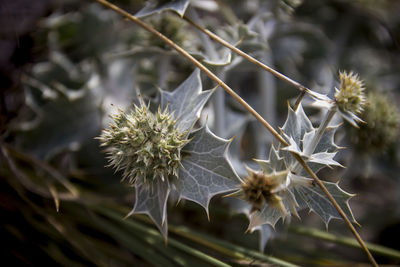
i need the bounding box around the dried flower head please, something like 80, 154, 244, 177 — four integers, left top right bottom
241, 169, 288, 214
335, 71, 366, 115
99, 104, 189, 184
353, 92, 399, 153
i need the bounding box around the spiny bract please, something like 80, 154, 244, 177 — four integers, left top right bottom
241, 169, 288, 214
99, 104, 189, 185
335, 71, 366, 115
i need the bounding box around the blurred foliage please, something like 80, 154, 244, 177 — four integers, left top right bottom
1, 0, 400, 266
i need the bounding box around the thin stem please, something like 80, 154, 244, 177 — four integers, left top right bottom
92, 1, 378, 266
293, 90, 306, 111
290, 225, 400, 261
292, 107, 336, 174
304, 107, 336, 156
182, 15, 309, 94
293, 154, 378, 267
93, 0, 286, 145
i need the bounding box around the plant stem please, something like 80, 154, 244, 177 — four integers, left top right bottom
92, 1, 378, 266
181, 15, 309, 94
290, 225, 400, 261
292, 154, 377, 267
293, 90, 306, 111
304, 107, 336, 156
292, 107, 337, 174
94, 0, 286, 145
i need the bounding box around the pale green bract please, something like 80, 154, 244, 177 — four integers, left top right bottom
103, 70, 242, 238
239, 103, 356, 237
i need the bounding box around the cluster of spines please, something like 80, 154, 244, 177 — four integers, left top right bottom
99, 104, 189, 185
241, 170, 287, 214
335, 71, 366, 115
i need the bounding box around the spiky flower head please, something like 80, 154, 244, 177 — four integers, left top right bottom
335, 71, 366, 115
99, 104, 189, 185
353, 92, 399, 153
241, 169, 288, 214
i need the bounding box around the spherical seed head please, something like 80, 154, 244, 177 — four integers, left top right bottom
241, 170, 284, 213
335, 71, 366, 115
99, 104, 189, 184
354, 92, 399, 153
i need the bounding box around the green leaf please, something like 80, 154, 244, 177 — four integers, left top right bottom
160, 69, 213, 133
293, 177, 357, 225
135, 0, 190, 18
179, 125, 241, 215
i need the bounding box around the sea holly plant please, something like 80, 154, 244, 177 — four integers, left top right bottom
99, 69, 241, 237
236, 102, 357, 233
229, 70, 365, 248
94, 0, 379, 265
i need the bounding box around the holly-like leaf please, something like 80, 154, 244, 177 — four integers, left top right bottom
248, 188, 298, 230
117, 70, 241, 238
281, 103, 313, 148
178, 125, 241, 216
256, 224, 274, 252
293, 177, 357, 226
255, 145, 287, 173
281, 104, 341, 173
128, 178, 170, 237
160, 69, 213, 133
135, 0, 190, 18
303, 126, 340, 154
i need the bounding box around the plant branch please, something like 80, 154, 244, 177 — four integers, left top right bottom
293, 153, 377, 266
93, 0, 286, 146
182, 15, 310, 94
92, 1, 378, 266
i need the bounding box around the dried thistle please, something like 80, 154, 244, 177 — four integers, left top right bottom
241, 169, 288, 214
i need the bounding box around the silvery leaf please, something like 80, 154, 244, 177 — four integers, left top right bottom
179, 125, 241, 216
128, 178, 170, 238
160, 69, 213, 133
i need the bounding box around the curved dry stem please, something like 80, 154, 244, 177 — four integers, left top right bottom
182, 15, 309, 94
92, 1, 378, 266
